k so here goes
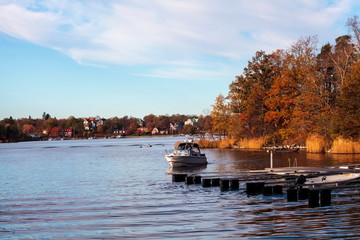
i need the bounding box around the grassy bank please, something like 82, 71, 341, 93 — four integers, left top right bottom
306, 134, 360, 153
197, 138, 264, 149
306, 134, 327, 153
330, 138, 360, 154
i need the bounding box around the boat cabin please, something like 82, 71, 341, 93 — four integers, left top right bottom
175, 142, 201, 153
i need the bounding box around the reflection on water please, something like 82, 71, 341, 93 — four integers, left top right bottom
1, 137, 360, 239
167, 164, 208, 174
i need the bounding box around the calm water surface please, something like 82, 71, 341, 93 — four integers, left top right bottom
1, 137, 360, 239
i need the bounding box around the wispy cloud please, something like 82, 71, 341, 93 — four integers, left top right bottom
0, 0, 357, 80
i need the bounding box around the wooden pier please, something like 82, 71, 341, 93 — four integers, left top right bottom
169, 166, 360, 208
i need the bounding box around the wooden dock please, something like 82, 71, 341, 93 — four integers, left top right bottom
169, 165, 360, 208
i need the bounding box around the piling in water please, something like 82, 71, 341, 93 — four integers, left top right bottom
263, 186, 273, 196
320, 189, 331, 206
287, 187, 298, 202
194, 175, 202, 184
172, 174, 187, 182
185, 176, 194, 185
220, 179, 230, 191
230, 179, 239, 190
211, 178, 221, 187
308, 189, 320, 208
273, 185, 283, 195
298, 188, 309, 200
202, 178, 211, 187
246, 182, 265, 196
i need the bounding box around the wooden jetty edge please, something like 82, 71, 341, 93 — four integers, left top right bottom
169, 165, 360, 208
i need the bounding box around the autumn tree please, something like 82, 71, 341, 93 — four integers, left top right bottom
228, 50, 282, 139
211, 94, 231, 137
331, 61, 360, 140
264, 36, 322, 143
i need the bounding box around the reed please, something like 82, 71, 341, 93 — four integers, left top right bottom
218, 138, 235, 149
330, 138, 360, 154
197, 137, 264, 149
306, 134, 326, 153
236, 138, 264, 149
196, 139, 219, 148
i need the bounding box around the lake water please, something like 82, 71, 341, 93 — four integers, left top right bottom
1, 137, 360, 239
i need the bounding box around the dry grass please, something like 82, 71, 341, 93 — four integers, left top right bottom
197, 137, 264, 149
306, 134, 326, 153
196, 139, 219, 148
236, 138, 264, 149
218, 138, 235, 149
330, 138, 360, 153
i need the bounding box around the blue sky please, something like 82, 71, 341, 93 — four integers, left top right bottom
1, 0, 359, 119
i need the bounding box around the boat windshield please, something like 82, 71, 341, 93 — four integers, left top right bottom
175, 143, 200, 152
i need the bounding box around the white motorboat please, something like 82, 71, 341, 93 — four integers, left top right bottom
305, 173, 360, 184
165, 142, 207, 167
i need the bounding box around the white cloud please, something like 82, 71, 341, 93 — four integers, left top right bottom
0, 0, 357, 80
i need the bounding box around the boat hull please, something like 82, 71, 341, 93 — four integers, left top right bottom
165, 155, 207, 168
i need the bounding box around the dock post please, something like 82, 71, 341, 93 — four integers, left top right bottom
220, 179, 230, 191
246, 182, 265, 196
194, 175, 202, 184
270, 150, 273, 169
211, 178, 221, 187
308, 189, 320, 208
273, 185, 283, 195
263, 186, 273, 196
298, 188, 309, 200
287, 187, 298, 202
230, 179, 239, 190
202, 178, 211, 187
185, 176, 194, 185
172, 174, 187, 182
320, 189, 331, 206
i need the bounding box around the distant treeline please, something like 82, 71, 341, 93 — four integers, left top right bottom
210, 16, 360, 149
0, 114, 212, 142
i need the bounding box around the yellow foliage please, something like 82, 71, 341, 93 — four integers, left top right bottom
306, 134, 326, 153
330, 138, 360, 153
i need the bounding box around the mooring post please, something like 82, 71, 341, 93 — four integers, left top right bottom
211, 178, 221, 187
185, 176, 194, 185
246, 182, 265, 196
298, 188, 309, 200
194, 175, 202, 184
220, 179, 230, 191
202, 178, 211, 187
287, 187, 298, 202
270, 150, 273, 169
320, 188, 331, 206
263, 186, 273, 196
273, 185, 283, 195
230, 179, 239, 190
308, 189, 320, 208
172, 174, 187, 182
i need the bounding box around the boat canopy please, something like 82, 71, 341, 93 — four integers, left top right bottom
175, 142, 201, 151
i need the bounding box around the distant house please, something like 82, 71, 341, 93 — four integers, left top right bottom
114, 129, 129, 135
84, 116, 106, 131
151, 127, 160, 135
184, 118, 198, 126
59, 128, 73, 137
169, 122, 183, 133
137, 127, 149, 134
28, 133, 40, 139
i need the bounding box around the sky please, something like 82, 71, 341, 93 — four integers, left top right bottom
0, 0, 359, 120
